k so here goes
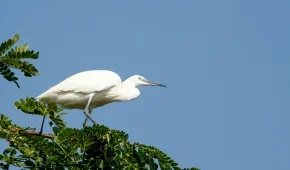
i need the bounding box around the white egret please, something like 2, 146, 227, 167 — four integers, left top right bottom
37, 70, 167, 127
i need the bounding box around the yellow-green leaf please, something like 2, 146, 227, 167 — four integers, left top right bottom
13, 34, 19, 42
24, 43, 29, 51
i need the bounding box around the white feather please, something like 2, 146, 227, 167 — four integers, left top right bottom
37, 70, 121, 105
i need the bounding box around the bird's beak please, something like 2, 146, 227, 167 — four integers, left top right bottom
145, 80, 167, 88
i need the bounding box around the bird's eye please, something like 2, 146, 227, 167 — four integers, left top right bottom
139, 77, 146, 81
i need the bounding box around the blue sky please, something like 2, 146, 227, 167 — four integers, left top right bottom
1, 1, 290, 169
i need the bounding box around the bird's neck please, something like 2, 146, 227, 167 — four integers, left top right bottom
122, 78, 137, 87
111, 81, 140, 101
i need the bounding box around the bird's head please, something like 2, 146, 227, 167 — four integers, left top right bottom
124, 75, 167, 88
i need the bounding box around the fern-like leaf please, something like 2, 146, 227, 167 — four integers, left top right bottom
0, 34, 39, 88
14, 97, 66, 129
0, 34, 19, 56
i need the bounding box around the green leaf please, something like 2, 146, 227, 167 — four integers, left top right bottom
53, 126, 60, 135
3, 148, 13, 155
20, 44, 24, 53
24, 44, 29, 51
10, 149, 17, 156
13, 34, 19, 42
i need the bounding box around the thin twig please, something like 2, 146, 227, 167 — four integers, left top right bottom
40, 115, 46, 135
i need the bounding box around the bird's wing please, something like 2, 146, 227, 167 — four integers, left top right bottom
46, 70, 121, 94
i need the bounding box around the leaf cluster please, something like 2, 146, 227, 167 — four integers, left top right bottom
14, 97, 66, 130
0, 34, 39, 88
0, 111, 198, 170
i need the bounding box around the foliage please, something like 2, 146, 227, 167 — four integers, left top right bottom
0, 34, 199, 170
0, 34, 39, 88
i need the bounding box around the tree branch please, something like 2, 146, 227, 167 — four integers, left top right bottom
11, 128, 54, 140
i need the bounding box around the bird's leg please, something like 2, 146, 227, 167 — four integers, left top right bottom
83, 94, 98, 127
39, 115, 46, 135
83, 108, 97, 127
82, 108, 92, 128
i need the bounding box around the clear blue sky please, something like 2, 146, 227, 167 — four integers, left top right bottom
1, 1, 290, 169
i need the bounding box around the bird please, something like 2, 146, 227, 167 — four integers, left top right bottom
37, 70, 167, 127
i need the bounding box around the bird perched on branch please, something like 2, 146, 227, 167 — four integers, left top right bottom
37, 70, 167, 127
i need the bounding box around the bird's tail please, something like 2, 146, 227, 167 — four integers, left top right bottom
37, 86, 54, 102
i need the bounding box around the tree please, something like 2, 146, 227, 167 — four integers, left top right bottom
0, 34, 199, 170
